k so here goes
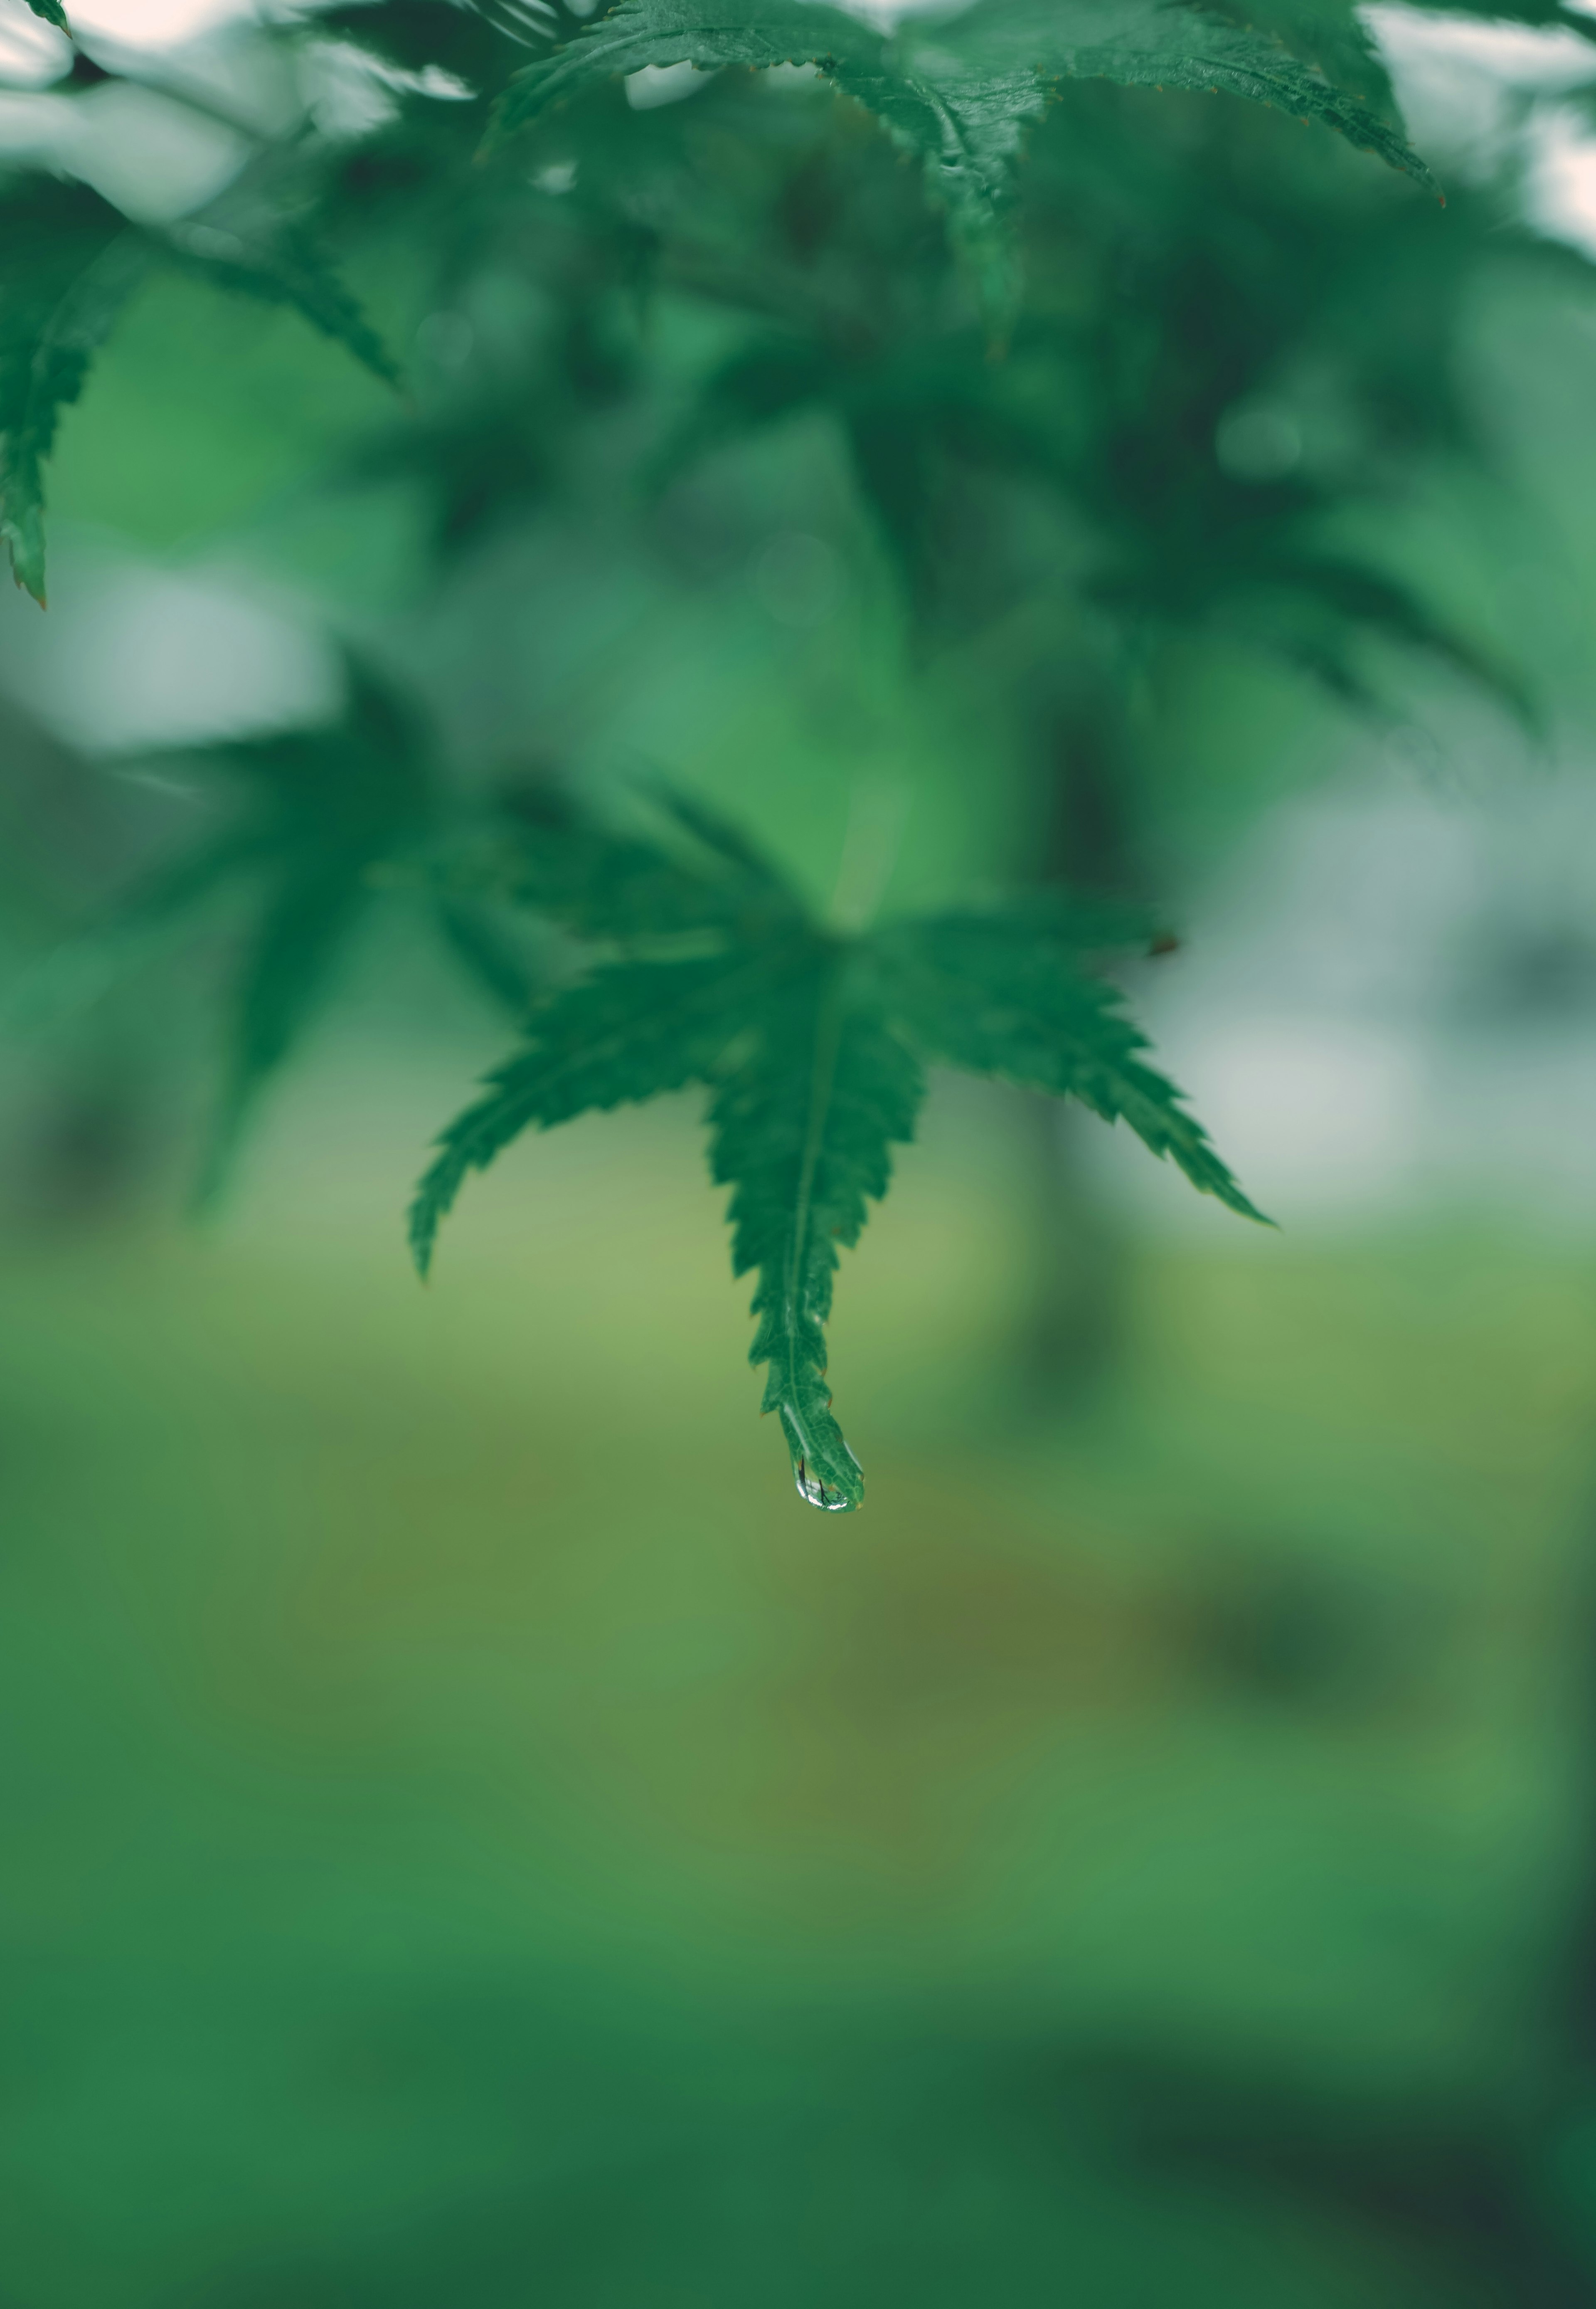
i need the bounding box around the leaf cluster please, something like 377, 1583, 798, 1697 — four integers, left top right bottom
411, 770, 1264, 1509
0, 0, 1440, 596
85, 663, 1260, 1506
0, 0, 1583, 1505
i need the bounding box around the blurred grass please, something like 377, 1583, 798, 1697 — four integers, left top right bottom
1, 1068, 1592, 2307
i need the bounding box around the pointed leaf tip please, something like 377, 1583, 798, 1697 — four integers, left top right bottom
4, 508, 49, 607
874, 911, 1268, 1229
784, 1409, 865, 1512
711, 950, 921, 1512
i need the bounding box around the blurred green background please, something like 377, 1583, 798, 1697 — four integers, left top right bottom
8, 1047, 1596, 2305
8, 1, 1596, 2302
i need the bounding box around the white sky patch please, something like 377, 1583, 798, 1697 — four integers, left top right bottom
1084, 764, 1596, 1232
0, 554, 343, 753
0, 3, 71, 86
1363, 4, 1596, 102
70, 81, 248, 220
835, 0, 956, 25
0, 78, 249, 220
1175, 1019, 1426, 1216
625, 60, 711, 108
1361, 7, 1596, 265
0, 89, 73, 165
1364, 3, 1596, 172
60, 0, 260, 52
1527, 101, 1596, 259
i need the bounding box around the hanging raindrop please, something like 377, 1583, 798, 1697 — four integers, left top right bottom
793, 1458, 856, 1512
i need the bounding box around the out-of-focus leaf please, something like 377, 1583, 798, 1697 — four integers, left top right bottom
1238, 551, 1543, 729
0, 180, 148, 604
489, 0, 1433, 326
162, 219, 400, 386
431, 892, 546, 1014
0, 161, 397, 606
96, 660, 433, 1195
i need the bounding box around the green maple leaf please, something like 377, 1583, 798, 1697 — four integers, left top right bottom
1218, 551, 1541, 730
409, 782, 809, 1268
873, 907, 1270, 1221
1204, 0, 1396, 116
488, 775, 803, 941
487, 0, 1434, 326
101, 660, 434, 1196
0, 182, 150, 605
710, 947, 923, 1511
415, 791, 1264, 1511
160, 217, 401, 388
409, 946, 768, 1244
0, 167, 395, 606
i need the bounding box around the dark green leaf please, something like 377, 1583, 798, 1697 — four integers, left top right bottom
198, 861, 374, 1202
432, 892, 547, 1014
490, 0, 1434, 327
409, 950, 758, 1272
0, 173, 395, 607
312, 0, 511, 79
911, 0, 1431, 185
198, 663, 433, 1185
1204, 0, 1396, 118
103, 659, 434, 1194
416, 831, 1256, 1507
340, 388, 559, 560
0, 181, 148, 605
162, 220, 401, 387
710, 950, 923, 1510
876, 909, 1269, 1223
487, 776, 803, 942
490, 0, 882, 141
23, 0, 69, 28
1259, 553, 1542, 732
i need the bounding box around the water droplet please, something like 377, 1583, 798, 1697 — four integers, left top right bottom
793, 1458, 857, 1512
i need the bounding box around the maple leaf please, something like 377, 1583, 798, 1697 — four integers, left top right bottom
0, 182, 150, 605
414, 790, 1263, 1509
0, 165, 395, 606
96, 660, 434, 1195
487, 0, 1435, 326
874, 907, 1269, 1221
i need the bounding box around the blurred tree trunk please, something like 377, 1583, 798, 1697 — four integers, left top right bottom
1011, 1084, 1126, 1403
1010, 676, 1141, 1407
0, 692, 165, 1231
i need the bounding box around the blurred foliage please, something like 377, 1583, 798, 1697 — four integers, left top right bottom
1, 0, 1586, 1503
4, 0, 1596, 2300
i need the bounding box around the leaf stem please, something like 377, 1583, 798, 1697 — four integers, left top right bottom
783, 954, 847, 1400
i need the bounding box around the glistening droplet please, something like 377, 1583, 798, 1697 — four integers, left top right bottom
794, 1458, 856, 1512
